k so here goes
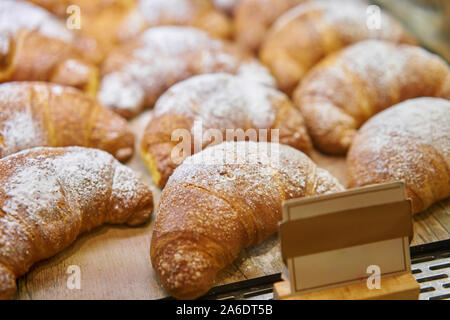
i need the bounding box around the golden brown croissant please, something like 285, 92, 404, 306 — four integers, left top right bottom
141, 73, 312, 187
27, 0, 232, 64
141, 73, 311, 187
293, 40, 450, 155
26, 0, 132, 16
151, 141, 344, 299
25, 0, 135, 63
347, 98, 450, 214
259, 0, 417, 94
213, 0, 240, 15
98, 26, 275, 119
120, 0, 232, 41
0, 0, 99, 95
233, 0, 305, 52
0, 82, 135, 161
0, 146, 154, 299
69, 0, 137, 65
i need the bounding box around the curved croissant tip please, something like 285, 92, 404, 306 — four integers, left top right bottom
126, 196, 154, 226
163, 272, 212, 300
0, 265, 16, 300
115, 147, 134, 162
152, 241, 218, 300
340, 129, 357, 152
126, 208, 152, 227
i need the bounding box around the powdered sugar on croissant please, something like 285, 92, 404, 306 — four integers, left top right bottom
151, 141, 343, 299
0, 82, 135, 162
98, 26, 275, 119
141, 73, 311, 187
0, 0, 73, 43
260, 0, 416, 94
347, 97, 450, 214
294, 40, 450, 154
0, 146, 153, 299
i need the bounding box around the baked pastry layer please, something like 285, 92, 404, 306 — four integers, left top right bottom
294, 39, 450, 154
0, 146, 154, 299
141, 73, 312, 187
0, 82, 135, 161
347, 97, 450, 214
259, 0, 416, 94
98, 26, 275, 119
151, 141, 344, 299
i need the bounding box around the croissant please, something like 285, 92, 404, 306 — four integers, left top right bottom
67, 0, 137, 65
141, 73, 312, 187
347, 98, 450, 214
98, 26, 275, 119
151, 141, 344, 299
259, 0, 417, 94
233, 0, 305, 52
0, 0, 99, 95
0, 146, 154, 299
213, 0, 240, 15
0, 82, 135, 161
26, 0, 133, 16
293, 40, 450, 154
120, 0, 232, 41
27, 0, 137, 64
27, 0, 232, 64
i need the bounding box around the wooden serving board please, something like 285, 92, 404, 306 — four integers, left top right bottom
14, 111, 450, 300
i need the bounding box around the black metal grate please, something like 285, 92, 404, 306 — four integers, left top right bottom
410, 239, 450, 300
192, 239, 450, 300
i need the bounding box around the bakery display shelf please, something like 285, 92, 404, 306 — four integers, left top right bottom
169, 239, 450, 301
13, 111, 449, 300
1, 0, 448, 302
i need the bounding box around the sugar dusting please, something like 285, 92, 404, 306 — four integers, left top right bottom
297, 39, 447, 135
273, 0, 406, 41
350, 98, 450, 188
156, 141, 344, 294
154, 73, 278, 130
99, 27, 223, 112
0, 146, 152, 280
237, 60, 277, 87
3, 156, 62, 217
1, 147, 145, 217
98, 72, 146, 111
340, 40, 408, 89
168, 141, 344, 207
300, 40, 410, 101
0, 112, 47, 158
0, 0, 73, 43
111, 164, 143, 208
138, 0, 194, 25
99, 26, 274, 114
137, 26, 214, 56
2, 148, 109, 216
358, 98, 450, 156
